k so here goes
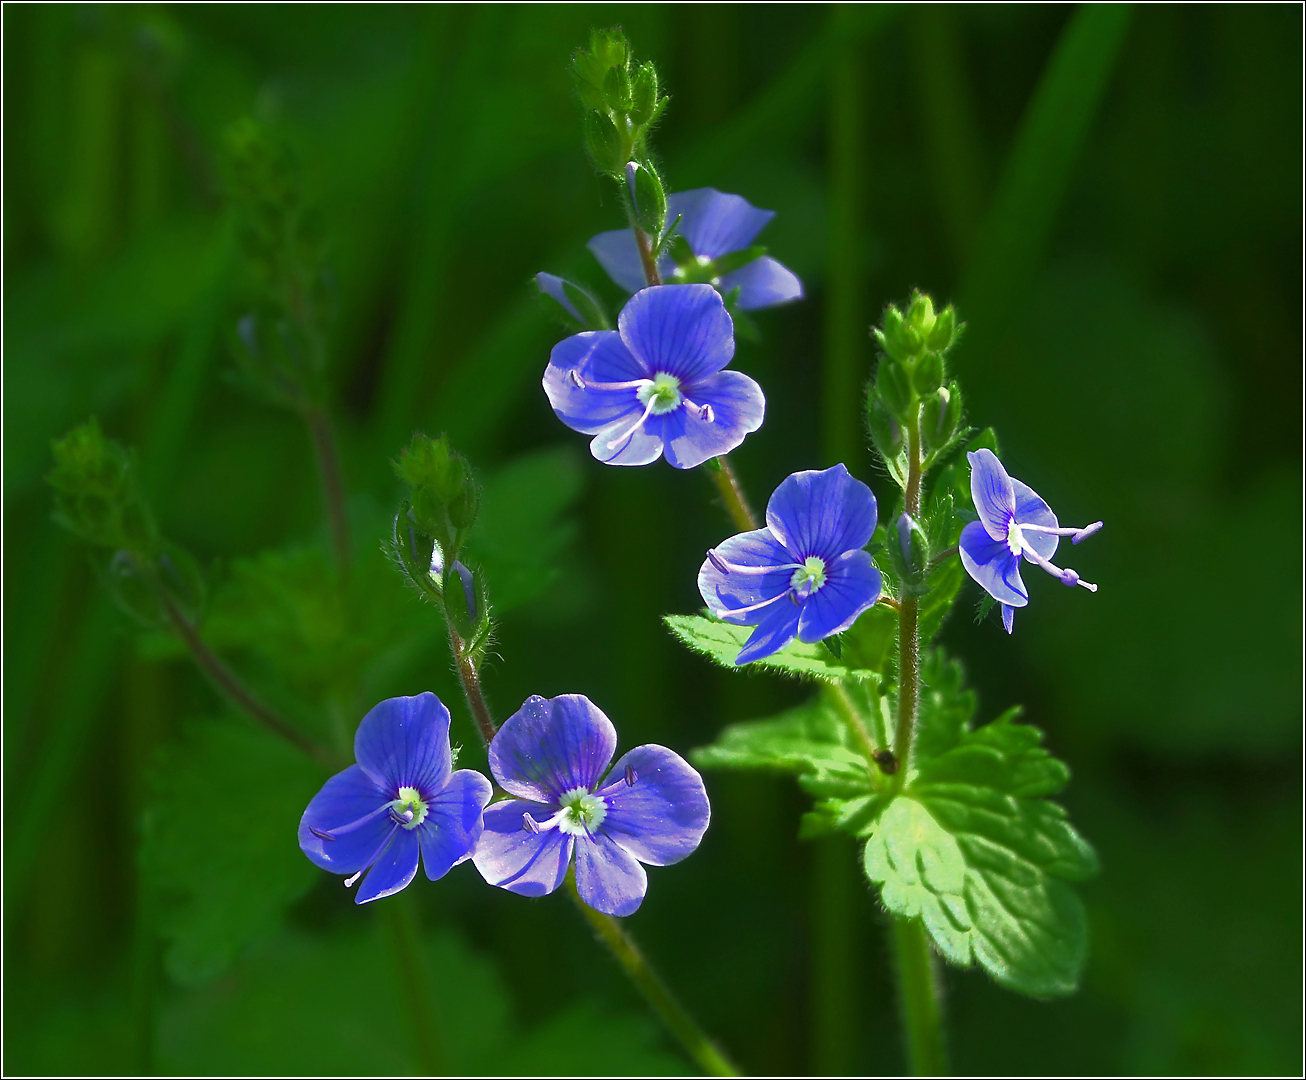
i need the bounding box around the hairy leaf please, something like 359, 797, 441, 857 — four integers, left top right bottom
666, 614, 880, 680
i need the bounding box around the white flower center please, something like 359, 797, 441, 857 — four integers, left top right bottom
637, 372, 683, 415
390, 786, 429, 830
790, 556, 827, 594
556, 786, 608, 835
1006, 519, 1024, 558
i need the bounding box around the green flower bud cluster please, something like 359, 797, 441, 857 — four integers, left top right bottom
867, 291, 966, 486
47, 420, 206, 626
222, 118, 333, 407
390, 433, 492, 654
47, 419, 157, 556
570, 28, 668, 179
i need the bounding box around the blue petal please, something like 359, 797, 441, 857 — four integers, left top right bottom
543, 331, 647, 435
765, 464, 878, 561
298, 765, 390, 873
471, 798, 574, 898
489, 694, 617, 803
1012, 477, 1059, 561
697, 528, 793, 621
1002, 604, 1016, 634
574, 831, 648, 917
418, 769, 493, 881
353, 693, 452, 797
796, 549, 882, 643
669, 188, 773, 260
656, 370, 766, 470
535, 272, 583, 322
354, 828, 420, 904
968, 449, 1016, 542
719, 256, 803, 311
595, 745, 710, 866
589, 411, 666, 466
618, 284, 735, 383
587, 228, 671, 293
959, 520, 1028, 606
735, 597, 803, 664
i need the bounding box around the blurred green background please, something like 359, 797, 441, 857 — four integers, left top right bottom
4, 4, 1300, 1075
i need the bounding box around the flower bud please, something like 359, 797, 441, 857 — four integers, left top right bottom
875, 305, 922, 363
927, 306, 957, 352
921, 382, 963, 451
626, 161, 667, 237
874, 358, 913, 417
911, 351, 944, 396
46, 418, 158, 555
444, 561, 491, 651
907, 291, 936, 336
583, 112, 626, 176
895, 512, 929, 586
394, 433, 480, 561
629, 62, 659, 125
603, 65, 632, 112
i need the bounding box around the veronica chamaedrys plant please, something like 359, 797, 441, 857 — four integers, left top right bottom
697, 464, 882, 664
589, 187, 804, 311
472, 694, 710, 917
299, 693, 492, 903
542, 283, 764, 468
959, 449, 1102, 633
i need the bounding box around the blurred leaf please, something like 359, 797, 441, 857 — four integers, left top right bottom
142, 716, 324, 985
666, 614, 880, 681
467, 445, 584, 612
157, 922, 689, 1075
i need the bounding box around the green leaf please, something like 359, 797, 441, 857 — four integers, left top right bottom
864, 652, 1098, 997
142, 716, 325, 985
666, 613, 880, 680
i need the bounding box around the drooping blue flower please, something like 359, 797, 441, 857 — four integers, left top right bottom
471, 694, 710, 917
697, 464, 883, 664
588, 188, 803, 311
299, 693, 492, 904
542, 283, 764, 469
958, 449, 1102, 634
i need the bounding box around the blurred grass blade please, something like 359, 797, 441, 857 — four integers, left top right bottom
960, 4, 1133, 351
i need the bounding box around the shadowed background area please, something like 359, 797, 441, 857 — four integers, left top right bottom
4, 4, 1300, 1075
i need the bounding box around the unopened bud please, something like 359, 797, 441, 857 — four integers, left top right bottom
912, 351, 944, 396
626, 161, 667, 237
583, 112, 626, 175
629, 62, 659, 125
927, 306, 957, 352
896, 512, 928, 577
874, 358, 913, 417
920, 381, 963, 451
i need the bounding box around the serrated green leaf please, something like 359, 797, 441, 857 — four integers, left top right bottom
691, 698, 868, 783
142, 717, 325, 985
864, 650, 1097, 997
666, 613, 880, 680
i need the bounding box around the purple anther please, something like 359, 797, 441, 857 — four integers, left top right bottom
567, 369, 586, 390
390, 807, 415, 826
308, 825, 336, 842
625, 763, 638, 787
699, 403, 715, 423
1059, 567, 1081, 587
707, 549, 729, 575
1072, 521, 1103, 545
522, 813, 540, 835
788, 588, 802, 606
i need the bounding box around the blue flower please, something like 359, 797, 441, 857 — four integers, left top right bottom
472, 694, 710, 917
588, 187, 804, 311
958, 449, 1102, 634
697, 464, 883, 664
299, 693, 492, 904
542, 283, 764, 469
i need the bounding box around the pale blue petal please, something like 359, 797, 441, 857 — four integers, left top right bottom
959, 520, 1028, 607
298, 765, 390, 873
587, 228, 652, 293
658, 370, 765, 470
968, 449, 1016, 542
418, 769, 493, 881
669, 188, 773, 260
719, 255, 803, 310
734, 597, 802, 664
1012, 477, 1059, 561
595, 745, 710, 866
354, 693, 451, 796
536, 272, 583, 322
471, 798, 574, 898
574, 831, 648, 917
765, 464, 877, 561
354, 828, 420, 904
543, 331, 647, 435
697, 528, 793, 620
489, 694, 617, 803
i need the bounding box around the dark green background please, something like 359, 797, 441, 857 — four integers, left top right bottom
4, 4, 1301, 1076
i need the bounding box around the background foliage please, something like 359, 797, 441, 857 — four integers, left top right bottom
4, 5, 1300, 1075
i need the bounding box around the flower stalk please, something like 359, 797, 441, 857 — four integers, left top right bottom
565, 872, 738, 1077
302, 404, 350, 577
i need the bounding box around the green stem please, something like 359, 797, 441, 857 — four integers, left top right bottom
155, 585, 339, 769
891, 916, 946, 1076
707, 455, 759, 531
634, 224, 663, 286
449, 627, 498, 746
825, 682, 881, 769
382, 894, 446, 1075
810, 836, 858, 1075
894, 410, 924, 770
565, 875, 739, 1077
303, 404, 350, 576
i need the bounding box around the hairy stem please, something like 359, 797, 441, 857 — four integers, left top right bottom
927, 544, 958, 570
633, 224, 664, 286
449, 628, 498, 746
708, 455, 759, 531
303, 404, 350, 575
157, 588, 337, 768
383, 894, 446, 1075
892, 917, 947, 1075
894, 410, 924, 768
565, 875, 738, 1077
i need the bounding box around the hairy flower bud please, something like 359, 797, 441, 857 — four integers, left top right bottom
394, 433, 480, 561
625, 161, 667, 237
629, 62, 659, 125
47, 418, 158, 555
584, 112, 626, 176
912, 351, 945, 396
921, 382, 963, 452
874, 357, 913, 417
